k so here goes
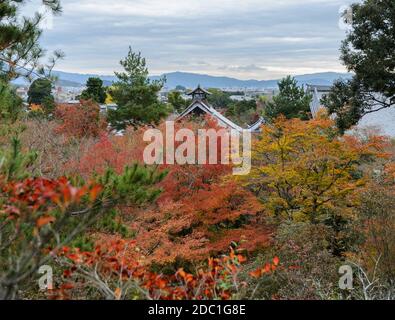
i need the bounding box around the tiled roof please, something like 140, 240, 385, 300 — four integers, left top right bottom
177, 100, 263, 133
187, 85, 211, 96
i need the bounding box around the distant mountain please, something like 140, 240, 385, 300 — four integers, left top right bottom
11, 71, 116, 87
51, 71, 117, 86
55, 79, 83, 87
13, 70, 352, 89
150, 72, 278, 89
151, 71, 352, 89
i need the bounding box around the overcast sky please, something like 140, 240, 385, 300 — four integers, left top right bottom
30, 0, 359, 79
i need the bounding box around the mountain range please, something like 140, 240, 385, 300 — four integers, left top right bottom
150, 71, 351, 89
14, 71, 352, 89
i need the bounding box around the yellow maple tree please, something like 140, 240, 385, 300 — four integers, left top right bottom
29, 103, 43, 112
244, 114, 389, 222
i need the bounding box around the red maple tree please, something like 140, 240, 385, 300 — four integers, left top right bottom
55, 100, 107, 139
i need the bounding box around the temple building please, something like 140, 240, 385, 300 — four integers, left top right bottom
177, 85, 264, 133
305, 84, 332, 118
306, 84, 395, 137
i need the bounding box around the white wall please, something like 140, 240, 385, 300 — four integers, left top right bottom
357, 107, 395, 138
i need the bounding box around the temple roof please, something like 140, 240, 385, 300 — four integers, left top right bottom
177, 86, 264, 132
305, 84, 332, 93
187, 85, 211, 96
247, 117, 265, 132
178, 100, 243, 132
177, 100, 265, 133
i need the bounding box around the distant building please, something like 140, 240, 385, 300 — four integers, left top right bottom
99, 103, 118, 113
53, 86, 84, 103
65, 100, 81, 105
177, 85, 264, 133
229, 95, 254, 102
306, 84, 395, 137
15, 87, 28, 101
305, 84, 332, 117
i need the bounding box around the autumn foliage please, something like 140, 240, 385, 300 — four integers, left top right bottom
1, 176, 99, 217
129, 181, 270, 264
385, 162, 395, 192
0, 173, 101, 299
244, 114, 389, 222
63, 126, 149, 179
61, 117, 271, 264
1, 106, 394, 300
55, 100, 107, 139
54, 239, 276, 300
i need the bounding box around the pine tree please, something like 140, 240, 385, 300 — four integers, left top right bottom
0, 80, 23, 121
80, 77, 107, 103
168, 91, 189, 113
264, 76, 312, 121
108, 47, 170, 130
27, 78, 55, 115
0, 0, 62, 81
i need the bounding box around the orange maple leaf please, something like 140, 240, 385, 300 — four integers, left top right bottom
114, 287, 122, 300
36, 215, 56, 228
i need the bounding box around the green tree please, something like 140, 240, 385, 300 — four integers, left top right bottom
207, 88, 232, 109
175, 85, 186, 91
108, 47, 170, 130
80, 77, 106, 103
0, 1, 63, 122
168, 90, 189, 113
226, 99, 258, 125
0, 0, 62, 81
227, 99, 257, 117
323, 0, 395, 132
0, 80, 23, 122
27, 78, 55, 114
264, 76, 312, 120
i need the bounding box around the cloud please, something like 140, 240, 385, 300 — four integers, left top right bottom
35, 0, 359, 79
219, 64, 267, 72
63, 0, 345, 18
